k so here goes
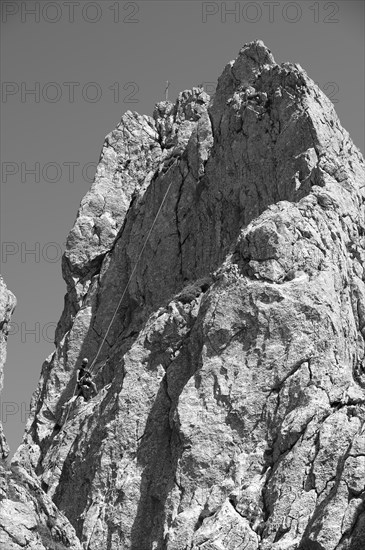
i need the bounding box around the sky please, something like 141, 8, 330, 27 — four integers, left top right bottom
0, 0, 364, 456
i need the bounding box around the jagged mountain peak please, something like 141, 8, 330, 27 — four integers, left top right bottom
1, 41, 365, 550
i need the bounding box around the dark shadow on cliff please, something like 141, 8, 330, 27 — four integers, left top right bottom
129, 376, 177, 550
129, 332, 201, 550
51, 362, 125, 542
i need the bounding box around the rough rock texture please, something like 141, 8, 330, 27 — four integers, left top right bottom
0, 278, 82, 549
6, 41, 365, 549
0, 465, 83, 550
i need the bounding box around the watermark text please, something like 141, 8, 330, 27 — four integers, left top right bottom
1, 1, 140, 24
201, 2, 340, 24
2, 162, 97, 184
1, 81, 140, 104
7, 321, 57, 344
2, 242, 65, 263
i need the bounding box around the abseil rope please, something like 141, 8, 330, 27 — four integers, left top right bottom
88, 170, 176, 375
46, 158, 177, 483
87, 111, 173, 376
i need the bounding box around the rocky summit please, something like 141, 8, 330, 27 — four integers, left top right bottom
0, 40, 364, 550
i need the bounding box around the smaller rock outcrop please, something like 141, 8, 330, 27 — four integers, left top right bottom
0, 277, 82, 549
0, 275, 16, 460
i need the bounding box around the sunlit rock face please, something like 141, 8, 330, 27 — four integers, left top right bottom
6, 41, 365, 549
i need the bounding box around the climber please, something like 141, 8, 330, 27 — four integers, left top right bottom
77, 358, 89, 382
77, 370, 97, 402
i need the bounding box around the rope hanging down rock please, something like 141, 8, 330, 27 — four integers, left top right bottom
88, 108, 174, 376
45, 151, 178, 487
88, 170, 176, 375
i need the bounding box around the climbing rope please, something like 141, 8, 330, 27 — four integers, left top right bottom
88, 168, 176, 375
63, 112, 162, 380
87, 111, 169, 376
45, 144, 178, 486
45, 108, 176, 483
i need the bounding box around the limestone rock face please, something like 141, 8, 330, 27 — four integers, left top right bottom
6, 40, 365, 549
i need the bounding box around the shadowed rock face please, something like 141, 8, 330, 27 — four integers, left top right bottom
4, 40, 365, 549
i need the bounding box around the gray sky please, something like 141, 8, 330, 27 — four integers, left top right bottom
1, 0, 364, 455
